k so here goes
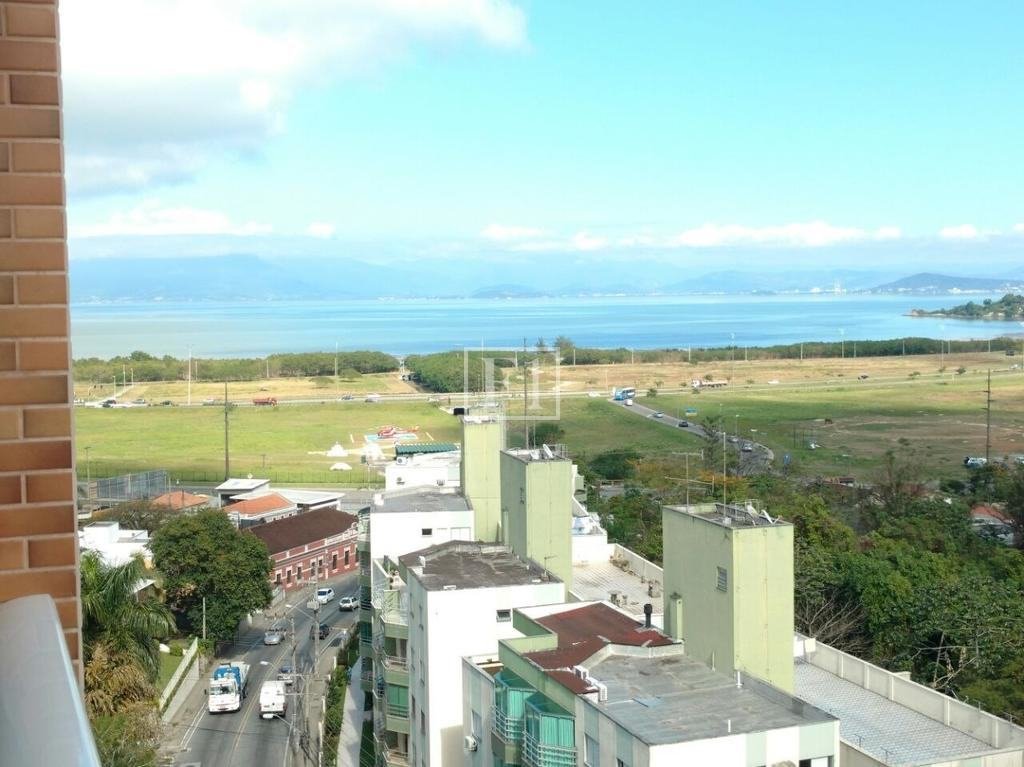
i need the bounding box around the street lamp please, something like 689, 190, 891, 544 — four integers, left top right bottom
84, 445, 92, 485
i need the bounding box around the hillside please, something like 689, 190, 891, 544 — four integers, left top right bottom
910, 293, 1024, 320
872, 272, 1024, 294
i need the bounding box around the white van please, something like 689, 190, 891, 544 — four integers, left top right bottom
259, 680, 287, 719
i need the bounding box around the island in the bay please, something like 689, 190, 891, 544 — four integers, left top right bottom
910, 293, 1024, 320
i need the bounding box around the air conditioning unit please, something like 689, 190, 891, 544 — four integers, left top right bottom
464, 735, 478, 752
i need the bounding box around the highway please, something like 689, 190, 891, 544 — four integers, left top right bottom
166, 572, 359, 767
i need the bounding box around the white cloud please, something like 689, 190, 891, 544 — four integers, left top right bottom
570, 231, 607, 251
939, 224, 980, 240
874, 226, 902, 240
1014, 223, 1024, 233
671, 220, 866, 248
480, 223, 544, 241
60, 1, 527, 196
71, 201, 272, 237
306, 222, 336, 238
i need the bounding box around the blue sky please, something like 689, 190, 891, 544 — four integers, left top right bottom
61, 1, 1024, 268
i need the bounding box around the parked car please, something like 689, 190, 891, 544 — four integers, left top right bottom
263, 624, 286, 645
741, 442, 754, 452
728, 435, 739, 444
277, 665, 295, 685
338, 596, 358, 611
652, 411, 664, 419
678, 420, 689, 427
311, 623, 331, 640
964, 456, 988, 469
315, 587, 335, 604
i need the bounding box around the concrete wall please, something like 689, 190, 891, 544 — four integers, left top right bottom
461, 657, 497, 767
412, 576, 564, 767
386, 456, 460, 492
500, 452, 573, 587
0, 0, 82, 678
661, 506, 794, 693
369, 509, 474, 565
461, 419, 504, 542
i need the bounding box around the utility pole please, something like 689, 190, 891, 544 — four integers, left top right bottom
187, 346, 192, 406
523, 337, 528, 448
223, 381, 230, 480
984, 370, 992, 462
202, 596, 206, 641
722, 429, 727, 505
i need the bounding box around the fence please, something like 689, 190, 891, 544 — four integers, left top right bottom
82, 465, 384, 489
79, 470, 170, 505
159, 637, 199, 712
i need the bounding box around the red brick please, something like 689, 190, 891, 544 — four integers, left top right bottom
0, 106, 59, 138
0, 142, 8, 171
0, 408, 20, 439
0, 40, 58, 71
0, 475, 21, 504
0, 177, 63, 206
23, 406, 70, 437
28, 535, 75, 567
16, 273, 66, 303
5, 5, 57, 38
25, 471, 73, 502
10, 142, 60, 172
0, 504, 75, 536
55, 597, 79, 630
0, 374, 67, 407
64, 629, 80, 661
18, 340, 68, 370
0, 209, 11, 238
9, 75, 59, 105
0, 567, 76, 601
0, 306, 66, 336
0, 439, 70, 471
0, 539, 26, 569
13, 207, 63, 238
0, 342, 14, 371
0, 275, 13, 304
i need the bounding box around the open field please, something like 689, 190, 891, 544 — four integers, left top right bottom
641, 367, 1024, 480
74, 397, 702, 482
515, 350, 1024, 394
73, 371, 418, 403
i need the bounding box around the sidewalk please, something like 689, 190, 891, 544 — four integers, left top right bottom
337, 657, 364, 767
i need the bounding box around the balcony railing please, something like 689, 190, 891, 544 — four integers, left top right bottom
493, 706, 524, 744
0, 595, 102, 766
522, 734, 576, 767
378, 740, 410, 767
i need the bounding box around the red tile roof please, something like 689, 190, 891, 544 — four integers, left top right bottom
152, 491, 210, 510
248, 508, 357, 555
971, 504, 1012, 524
227, 492, 295, 517
522, 603, 674, 692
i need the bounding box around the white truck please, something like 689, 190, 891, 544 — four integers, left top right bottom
259, 680, 287, 719
207, 662, 250, 713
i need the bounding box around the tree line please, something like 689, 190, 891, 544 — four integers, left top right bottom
73, 349, 400, 383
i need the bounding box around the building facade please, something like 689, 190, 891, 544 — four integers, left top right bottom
249, 508, 358, 591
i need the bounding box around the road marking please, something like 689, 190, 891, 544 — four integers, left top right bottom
179, 704, 206, 751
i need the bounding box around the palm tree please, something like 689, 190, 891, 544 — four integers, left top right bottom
80, 550, 176, 682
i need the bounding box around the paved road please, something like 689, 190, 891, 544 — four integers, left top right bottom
166, 573, 359, 767
609, 399, 774, 475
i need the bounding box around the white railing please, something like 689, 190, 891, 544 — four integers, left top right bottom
158, 637, 199, 710
0, 595, 102, 766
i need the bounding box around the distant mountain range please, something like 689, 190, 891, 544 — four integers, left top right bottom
67, 255, 1022, 302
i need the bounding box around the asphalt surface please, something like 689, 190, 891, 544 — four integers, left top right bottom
609, 398, 774, 475
166, 572, 359, 767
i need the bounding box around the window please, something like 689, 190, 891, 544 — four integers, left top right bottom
421, 528, 432, 536
420, 711, 426, 734
496, 609, 512, 623
286, 569, 292, 583
275, 571, 282, 584
617, 760, 630, 767
344, 549, 350, 566
716, 566, 728, 592
584, 735, 599, 767
297, 565, 303, 581
472, 710, 482, 736
332, 553, 338, 570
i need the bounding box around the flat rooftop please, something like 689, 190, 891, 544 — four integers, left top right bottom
400, 541, 557, 590
590, 650, 833, 745
371, 487, 471, 515
503, 445, 570, 463
665, 500, 790, 529
571, 559, 663, 623
215, 478, 270, 493
795, 660, 996, 764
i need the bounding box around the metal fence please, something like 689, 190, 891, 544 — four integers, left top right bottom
79, 469, 170, 505
80, 466, 384, 489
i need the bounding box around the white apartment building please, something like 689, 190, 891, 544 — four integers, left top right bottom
385, 451, 462, 492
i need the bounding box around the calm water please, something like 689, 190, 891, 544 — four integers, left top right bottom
69, 294, 1018, 358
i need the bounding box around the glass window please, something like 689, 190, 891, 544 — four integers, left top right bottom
297, 565, 303, 581
275, 571, 282, 584
285, 569, 291, 583
472, 710, 482, 735
332, 553, 338, 570
344, 549, 350, 566
717, 566, 728, 592
421, 528, 432, 536
496, 609, 512, 623
584, 735, 599, 767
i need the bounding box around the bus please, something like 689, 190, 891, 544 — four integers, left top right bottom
613, 387, 637, 401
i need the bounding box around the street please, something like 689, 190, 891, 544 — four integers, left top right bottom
164, 572, 359, 767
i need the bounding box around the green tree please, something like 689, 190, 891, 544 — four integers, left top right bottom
150, 510, 273, 642
532, 421, 566, 446
588, 449, 640, 480
80, 550, 176, 681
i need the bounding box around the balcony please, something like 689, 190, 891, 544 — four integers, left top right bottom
373, 589, 409, 639
491, 706, 524, 765
0, 595, 102, 766
384, 700, 410, 734
380, 653, 409, 687
376, 737, 410, 767
522, 734, 576, 767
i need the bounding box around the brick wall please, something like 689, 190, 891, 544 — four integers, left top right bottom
0, 1, 81, 673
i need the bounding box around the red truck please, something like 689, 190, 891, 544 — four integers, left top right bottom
252, 397, 278, 406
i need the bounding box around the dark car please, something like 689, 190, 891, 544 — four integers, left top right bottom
678, 420, 689, 427
311, 623, 330, 640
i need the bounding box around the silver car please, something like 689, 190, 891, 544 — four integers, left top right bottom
263, 624, 286, 645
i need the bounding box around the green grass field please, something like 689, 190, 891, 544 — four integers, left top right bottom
642, 369, 1024, 479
